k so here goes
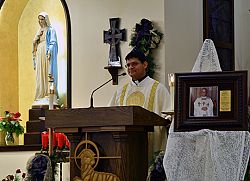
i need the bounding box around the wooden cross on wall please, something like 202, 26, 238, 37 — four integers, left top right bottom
103, 18, 126, 67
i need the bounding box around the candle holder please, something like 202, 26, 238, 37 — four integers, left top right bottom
168, 73, 175, 111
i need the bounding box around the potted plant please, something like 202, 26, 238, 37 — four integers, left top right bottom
0, 111, 24, 145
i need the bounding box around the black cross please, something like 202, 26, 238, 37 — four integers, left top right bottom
104, 18, 126, 67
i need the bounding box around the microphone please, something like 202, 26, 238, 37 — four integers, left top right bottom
90, 72, 126, 108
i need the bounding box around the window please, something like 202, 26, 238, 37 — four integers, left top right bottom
203, 0, 234, 70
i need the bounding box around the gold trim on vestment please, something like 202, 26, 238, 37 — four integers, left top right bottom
120, 83, 128, 105
147, 81, 159, 111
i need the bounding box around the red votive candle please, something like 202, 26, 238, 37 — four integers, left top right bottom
53, 132, 57, 148
57, 133, 65, 149
41, 132, 49, 150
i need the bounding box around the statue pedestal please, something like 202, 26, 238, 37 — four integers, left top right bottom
24, 108, 46, 145
32, 97, 59, 109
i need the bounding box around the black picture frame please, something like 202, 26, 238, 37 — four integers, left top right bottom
174, 71, 248, 132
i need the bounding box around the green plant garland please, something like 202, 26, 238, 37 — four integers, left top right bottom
129, 18, 163, 78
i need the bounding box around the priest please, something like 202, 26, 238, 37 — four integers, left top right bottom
193, 87, 214, 117
109, 49, 171, 162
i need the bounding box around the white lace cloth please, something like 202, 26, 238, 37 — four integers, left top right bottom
192, 39, 222, 72
163, 39, 250, 181
163, 129, 250, 181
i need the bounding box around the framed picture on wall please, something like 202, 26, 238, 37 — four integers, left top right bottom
174, 71, 248, 132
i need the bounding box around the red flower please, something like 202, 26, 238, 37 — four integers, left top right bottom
9, 175, 14, 180
15, 169, 21, 173
22, 173, 26, 178
6, 175, 14, 180
13, 112, 21, 119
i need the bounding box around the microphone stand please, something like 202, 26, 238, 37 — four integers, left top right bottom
90, 73, 126, 108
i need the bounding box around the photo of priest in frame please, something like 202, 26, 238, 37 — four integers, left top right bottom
189, 86, 218, 117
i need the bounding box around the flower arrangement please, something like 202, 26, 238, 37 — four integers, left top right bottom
30, 131, 70, 180
2, 168, 26, 181
129, 18, 163, 78
0, 111, 24, 136
147, 150, 166, 181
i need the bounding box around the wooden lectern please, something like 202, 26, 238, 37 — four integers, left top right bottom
45, 106, 170, 181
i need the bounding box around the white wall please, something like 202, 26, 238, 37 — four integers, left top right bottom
164, 0, 250, 89
0, 151, 36, 179
66, 0, 204, 108
235, 0, 250, 94
66, 0, 165, 108
0, 150, 70, 180
164, 0, 203, 86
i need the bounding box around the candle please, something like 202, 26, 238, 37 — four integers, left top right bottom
53, 132, 57, 148
41, 132, 49, 150
168, 73, 175, 111
48, 74, 54, 110
57, 133, 65, 150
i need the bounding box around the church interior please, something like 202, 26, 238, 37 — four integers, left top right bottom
0, 0, 250, 180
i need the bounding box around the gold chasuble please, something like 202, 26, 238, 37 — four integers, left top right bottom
109, 76, 171, 162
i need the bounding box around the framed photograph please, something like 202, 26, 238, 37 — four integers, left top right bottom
174, 71, 248, 132
189, 86, 218, 117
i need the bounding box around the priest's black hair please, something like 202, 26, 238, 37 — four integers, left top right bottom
125, 49, 147, 63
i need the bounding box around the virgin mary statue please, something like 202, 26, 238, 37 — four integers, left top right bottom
32, 12, 58, 107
